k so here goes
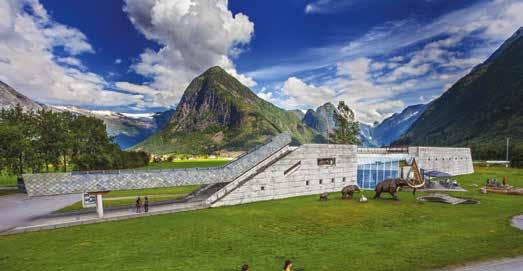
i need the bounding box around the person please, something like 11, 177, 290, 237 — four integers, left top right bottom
240, 263, 249, 271
144, 196, 149, 213
283, 260, 292, 271
135, 197, 142, 213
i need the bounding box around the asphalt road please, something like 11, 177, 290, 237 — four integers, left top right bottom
0, 193, 79, 232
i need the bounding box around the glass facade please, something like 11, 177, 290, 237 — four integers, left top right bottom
357, 157, 401, 189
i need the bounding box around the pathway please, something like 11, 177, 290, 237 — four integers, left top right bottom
1, 199, 207, 235
436, 256, 523, 271
0, 193, 80, 232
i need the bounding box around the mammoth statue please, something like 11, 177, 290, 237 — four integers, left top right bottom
373, 178, 424, 200
341, 185, 360, 199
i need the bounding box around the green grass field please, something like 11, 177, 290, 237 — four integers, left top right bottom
0, 175, 16, 186
56, 159, 229, 213
57, 185, 201, 213
138, 159, 230, 170
1, 166, 522, 270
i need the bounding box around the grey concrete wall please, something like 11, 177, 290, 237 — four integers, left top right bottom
23, 133, 291, 197
408, 147, 474, 176
211, 144, 358, 207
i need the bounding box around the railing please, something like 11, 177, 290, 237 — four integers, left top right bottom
357, 147, 408, 154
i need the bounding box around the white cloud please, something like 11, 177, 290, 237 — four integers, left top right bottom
114, 58, 122, 64
0, 0, 141, 107
305, 0, 356, 15
123, 0, 256, 107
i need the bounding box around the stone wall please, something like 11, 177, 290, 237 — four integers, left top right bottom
211, 144, 358, 207
23, 133, 292, 197
408, 146, 474, 176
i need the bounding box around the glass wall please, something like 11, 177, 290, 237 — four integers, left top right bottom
357, 159, 400, 189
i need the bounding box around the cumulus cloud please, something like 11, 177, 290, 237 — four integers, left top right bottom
122, 0, 256, 107
0, 0, 141, 107
256, 0, 523, 123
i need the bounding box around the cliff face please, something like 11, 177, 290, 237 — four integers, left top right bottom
134, 66, 321, 154
396, 28, 523, 146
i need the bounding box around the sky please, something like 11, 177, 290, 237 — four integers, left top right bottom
0, 0, 522, 123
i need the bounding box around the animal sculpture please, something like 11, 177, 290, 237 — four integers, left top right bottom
373, 178, 411, 200
341, 185, 360, 199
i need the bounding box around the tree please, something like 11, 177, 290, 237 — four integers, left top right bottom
0, 105, 40, 175
329, 101, 360, 145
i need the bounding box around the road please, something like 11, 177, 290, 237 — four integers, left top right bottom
0, 193, 79, 232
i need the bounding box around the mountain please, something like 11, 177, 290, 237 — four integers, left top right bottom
396, 27, 523, 146
303, 102, 336, 137
358, 123, 378, 147
0, 80, 174, 149
371, 104, 427, 146
0, 81, 45, 111
288, 109, 305, 120
133, 66, 321, 154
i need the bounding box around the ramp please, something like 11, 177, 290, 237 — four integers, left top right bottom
23, 133, 292, 197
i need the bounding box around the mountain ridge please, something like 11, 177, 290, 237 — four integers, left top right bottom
396, 27, 523, 146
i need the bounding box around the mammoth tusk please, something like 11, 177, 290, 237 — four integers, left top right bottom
406, 179, 425, 188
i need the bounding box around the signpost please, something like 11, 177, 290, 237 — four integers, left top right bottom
82, 192, 108, 218
82, 193, 96, 208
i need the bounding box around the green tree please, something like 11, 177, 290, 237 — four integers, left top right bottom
329, 101, 360, 145
0, 105, 40, 175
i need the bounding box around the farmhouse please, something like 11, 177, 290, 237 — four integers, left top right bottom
23, 133, 473, 211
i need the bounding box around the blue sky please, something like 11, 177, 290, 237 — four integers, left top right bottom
0, 0, 522, 123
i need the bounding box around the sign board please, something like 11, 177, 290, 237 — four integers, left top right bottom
82, 193, 97, 208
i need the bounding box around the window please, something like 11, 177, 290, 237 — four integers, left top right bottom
305, 180, 310, 186
284, 161, 301, 176
317, 158, 336, 166
260, 186, 265, 191
342, 177, 346, 182
319, 179, 323, 184
331, 178, 335, 183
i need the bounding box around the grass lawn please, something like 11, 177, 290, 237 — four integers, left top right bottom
0, 175, 17, 186
1, 166, 522, 270
138, 159, 230, 170
57, 159, 229, 212
57, 185, 201, 213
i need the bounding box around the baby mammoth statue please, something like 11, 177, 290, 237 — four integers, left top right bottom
341, 185, 360, 199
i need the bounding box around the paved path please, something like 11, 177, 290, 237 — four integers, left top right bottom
512, 214, 523, 230
2, 200, 207, 235
0, 193, 80, 232
436, 256, 523, 271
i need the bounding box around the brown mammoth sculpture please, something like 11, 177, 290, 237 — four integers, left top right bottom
373, 178, 421, 200
341, 185, 360, 199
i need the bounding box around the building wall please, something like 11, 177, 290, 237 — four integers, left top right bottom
23, 133, 291, 197
212, 144, 358, 207
409, 147, 474, 176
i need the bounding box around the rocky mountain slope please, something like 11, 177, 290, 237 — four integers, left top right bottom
0, 80, 174, 149
133, 66, 321, 154
0, 81, 45, 111
396, 27, 523, 146
50, 105, 175, 149
371, 104, 427, 146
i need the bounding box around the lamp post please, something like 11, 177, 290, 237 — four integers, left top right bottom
506, 137, 510, 167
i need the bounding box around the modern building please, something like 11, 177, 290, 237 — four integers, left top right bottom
23, 133, 474, 216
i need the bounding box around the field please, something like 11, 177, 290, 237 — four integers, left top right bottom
0, 175, 16, 186
137, 159, 230, 170
1, 166, 522, 270
57, 159, 230, 212
57, 185, 200, 213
